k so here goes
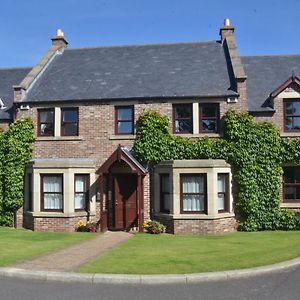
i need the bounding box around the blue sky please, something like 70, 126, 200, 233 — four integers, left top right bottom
1, 0, 299, 67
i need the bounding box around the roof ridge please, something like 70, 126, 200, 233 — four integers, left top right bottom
65, 40, 218, 51
242, 54, 300, 58
0, 66, 32, 71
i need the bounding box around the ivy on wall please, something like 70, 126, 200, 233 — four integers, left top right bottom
133, 110, 300, 231
0, 118, 34, 226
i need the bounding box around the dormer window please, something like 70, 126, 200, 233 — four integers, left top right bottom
284, 100, 300, 131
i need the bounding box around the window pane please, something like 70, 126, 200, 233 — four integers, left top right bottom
63, 109, 77, 122
175, 105, 191, 118
44, 194, 62, 209
175, 120, 192, 132
296, 187, 300, 200
118, 121, 132, 133
284, 186, 294, 199
285, 117, 293, 130
63, 123, 78, 136
285, 102, 293, 115
218, 175, 225, 192
161, 175, 170, 193
202, 105, 217, 117
202, 120, 217, 132
118, 108, 132, 120
163, 194, 170, 211
293, 117, 300, 130
293, 102, 300, 115
218, 194, 225, 210
183, 195, 204, 211
75, 176, 86, 192
40, 111, 54, 122
40, 123, 54, 135
182, 176, 204, 193
75, 194, 85, 209
44, 176, 62, 192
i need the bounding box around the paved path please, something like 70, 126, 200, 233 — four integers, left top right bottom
12, 231, 133, 272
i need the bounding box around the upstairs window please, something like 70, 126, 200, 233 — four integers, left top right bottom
115, 106, 134, 134
199, 103, 219, 133
61, 108, 79, 136
160, 174, 170, 213
283, 167, 300, 202
180, 174, 207, 213
38, 109, 54, 136
74, 174, 89, 211
173, 104, 193, 133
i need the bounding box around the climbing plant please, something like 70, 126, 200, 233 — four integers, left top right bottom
0, 118, 34, 226
133, 110, 300, 231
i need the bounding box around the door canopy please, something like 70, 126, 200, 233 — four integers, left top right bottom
97, 145, 147, 175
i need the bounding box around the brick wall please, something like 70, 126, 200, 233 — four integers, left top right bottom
16, 99, 245, 233
155, 216, 237, 234
24, 213, 99, 232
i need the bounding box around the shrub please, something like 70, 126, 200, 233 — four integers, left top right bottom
144, 220, 166, 234
76, 220, 98, 233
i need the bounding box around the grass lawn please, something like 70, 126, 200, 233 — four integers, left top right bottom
76, 231, 300, 274
0, 226, 97, 267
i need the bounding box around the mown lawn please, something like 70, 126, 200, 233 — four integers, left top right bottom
0, 227, 96, 267
77, 231, 300, 274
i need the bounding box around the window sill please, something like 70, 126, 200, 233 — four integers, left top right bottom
154, 212, 235, 220
280, 203, 300, 209
24, 211, 96, 218
281, 132, 300, 137
172, 133, 220, 138
109, 134, 136, 140
36, 136, 83, 141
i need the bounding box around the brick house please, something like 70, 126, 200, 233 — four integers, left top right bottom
1, 19, 300, 233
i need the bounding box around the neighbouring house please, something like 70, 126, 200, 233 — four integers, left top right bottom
1, 19, 300, 233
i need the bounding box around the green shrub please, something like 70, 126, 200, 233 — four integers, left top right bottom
144, 220, 166, 234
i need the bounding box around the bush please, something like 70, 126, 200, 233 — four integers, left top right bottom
144, 220, 166, 234
76, 220, 98, 233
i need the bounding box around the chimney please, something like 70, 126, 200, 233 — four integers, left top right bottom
51, 28, 68, 48
219, 18, 234, 41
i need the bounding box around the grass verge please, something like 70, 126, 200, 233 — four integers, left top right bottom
76, 231, 300, 274
0, 226, 97, 267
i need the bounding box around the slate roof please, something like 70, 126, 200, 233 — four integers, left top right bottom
24, 41, 237, 103
241, 55, 300, 112
0, 67, 31, 120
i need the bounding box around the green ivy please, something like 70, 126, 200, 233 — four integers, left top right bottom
133, 110, 300, 231
0, 118, 34, 226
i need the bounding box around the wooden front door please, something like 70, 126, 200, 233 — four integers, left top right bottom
113, 174, 138, 230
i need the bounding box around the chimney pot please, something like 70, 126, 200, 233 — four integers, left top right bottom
219, 18, 234, 41
56, 28, 64, 37
224, 18, 231, 27
51, 28, 68, 47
